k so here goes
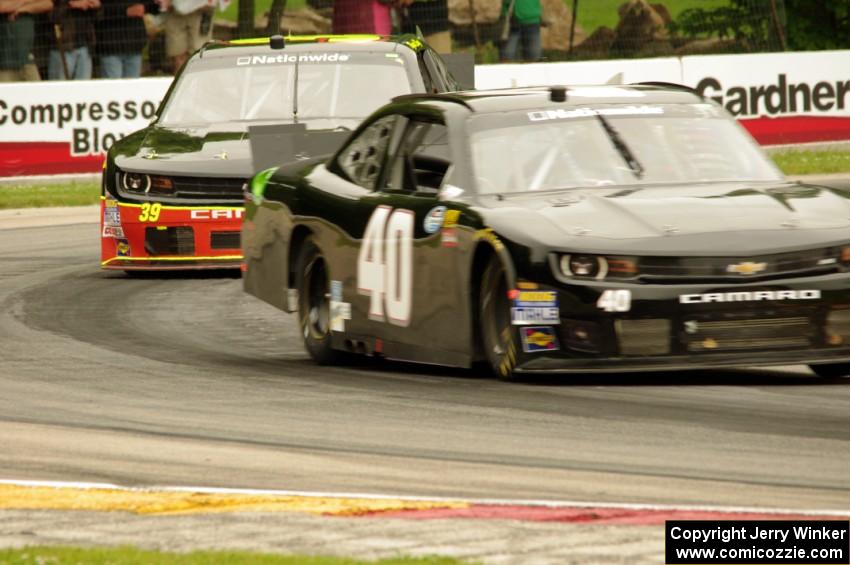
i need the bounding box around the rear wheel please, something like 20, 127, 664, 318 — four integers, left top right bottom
809, 363, 850, 379
479, 255, 519, 380
296, 236, 340, 365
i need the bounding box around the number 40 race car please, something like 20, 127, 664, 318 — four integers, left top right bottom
242, 84, 850, 380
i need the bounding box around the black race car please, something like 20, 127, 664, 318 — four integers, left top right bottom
242, 84, 850, 380
101, 34, 460, 271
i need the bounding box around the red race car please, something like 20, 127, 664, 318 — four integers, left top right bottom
101, 33, 461, 271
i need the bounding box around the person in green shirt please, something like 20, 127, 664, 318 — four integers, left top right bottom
499, 0, 541, 62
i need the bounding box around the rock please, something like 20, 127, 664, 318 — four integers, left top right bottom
611, 0, 668, 56
448, 0, 501, 26
571, 25, 615, 59
651, 3, 672, 25
540, 0, 586, 51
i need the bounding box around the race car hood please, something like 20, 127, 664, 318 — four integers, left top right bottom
114, 121, 355, 177
113, 124, 253, 177
480, 181, 850, 255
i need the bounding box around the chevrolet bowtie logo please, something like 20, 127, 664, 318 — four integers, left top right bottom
726, 261, 767, 275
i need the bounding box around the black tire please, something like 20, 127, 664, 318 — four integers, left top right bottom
479, 255, 519, 380
295, 236, 340, 365
809, 363, 850, 379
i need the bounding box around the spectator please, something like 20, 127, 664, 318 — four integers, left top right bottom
398, 0, 451, 54
97, 0, 158, 78
48, 0, 99, 79
332, 0, 391, 35
0, 0, 54, 81
165, 0, 213, 73
500, 0, 541, 62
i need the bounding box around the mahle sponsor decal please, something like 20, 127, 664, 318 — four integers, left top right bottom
679, 289, 821, 304
236, 53, 351, 66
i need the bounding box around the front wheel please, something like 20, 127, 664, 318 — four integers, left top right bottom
479, 255, 519, 380
809, 363, 850, 379
295, 236, 340, 365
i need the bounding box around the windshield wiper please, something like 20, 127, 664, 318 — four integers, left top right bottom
594, 113, 644, 179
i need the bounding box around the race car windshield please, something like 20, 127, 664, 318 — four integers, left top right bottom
469, 104, 783, 194
158, 52, 412, 126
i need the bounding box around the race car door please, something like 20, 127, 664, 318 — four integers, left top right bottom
336, 112, 466, 361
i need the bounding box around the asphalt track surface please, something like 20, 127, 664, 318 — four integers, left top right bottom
1, 216, 849, 512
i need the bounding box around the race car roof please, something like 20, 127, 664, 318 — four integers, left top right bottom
395, 85, 705, 113
198, 34, 427, 58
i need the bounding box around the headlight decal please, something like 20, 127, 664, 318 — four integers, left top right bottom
558, 254, 638, 281
121, 172, 152, 193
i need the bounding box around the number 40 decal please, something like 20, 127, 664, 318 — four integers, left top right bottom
357, 206, 414, 326
597, 289, 631, 312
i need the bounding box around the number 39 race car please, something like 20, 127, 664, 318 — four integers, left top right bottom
100, 34, 459, 271
242, 84, 850, 380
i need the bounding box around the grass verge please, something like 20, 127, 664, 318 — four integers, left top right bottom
0, 546, 469, 564
0, 182, 100, 210
770, 150, 850, 176
1, 149, 849, 211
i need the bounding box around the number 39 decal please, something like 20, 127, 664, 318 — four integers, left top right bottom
358, 206, 414, 327
138, 202, 162, 222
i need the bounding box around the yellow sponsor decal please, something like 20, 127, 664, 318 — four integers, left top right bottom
525, 330, 554, 348
231, 34, 381, 45
517, 291, 557, 303
443, 209, 461, 228
0, 484, 468, 516
517, 281, 539, 290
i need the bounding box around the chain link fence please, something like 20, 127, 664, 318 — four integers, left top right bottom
1, 0, 847, 81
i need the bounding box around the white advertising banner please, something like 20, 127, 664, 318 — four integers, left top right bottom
0, 77, 171, 176
681, 50, 850, 144
475, 57, 683, 90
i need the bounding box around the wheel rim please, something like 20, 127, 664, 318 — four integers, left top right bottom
304, 256, 330, 339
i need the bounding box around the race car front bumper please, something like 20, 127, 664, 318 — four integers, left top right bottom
510, 273, 850, 373
100, 198, 243, 270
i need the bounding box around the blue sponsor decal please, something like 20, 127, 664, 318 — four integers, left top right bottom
423, 206, 447, 234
